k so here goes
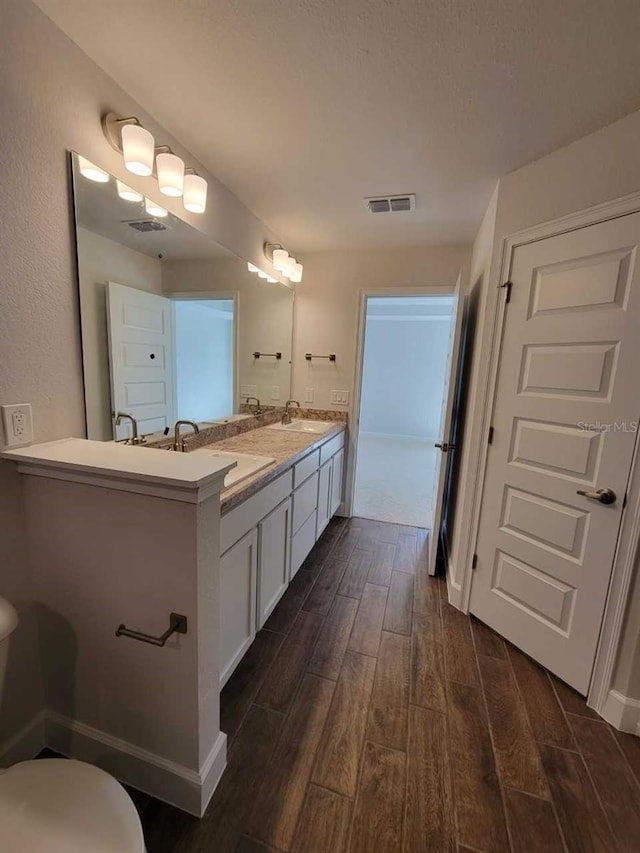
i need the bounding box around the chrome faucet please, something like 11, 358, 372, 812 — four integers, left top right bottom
173, 420, 200, 452
115, 412, 145, 445
245, 396, 264, 415
281, 400, 300, 425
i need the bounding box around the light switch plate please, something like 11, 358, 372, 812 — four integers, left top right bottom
330, 390, 349, 405
1, 403, 33, 448
271, 386, 281, 401
305, 388, 314, 403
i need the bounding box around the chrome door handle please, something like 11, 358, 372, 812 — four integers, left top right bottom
435, 442, 457, 452
576, 487, 617, 505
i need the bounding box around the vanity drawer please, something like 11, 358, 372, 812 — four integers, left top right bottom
292, 470, 319, 533
293, 449, 320, 488
221, 469, 293, 554
320, 430, 345, 465
290, 510, 318, 577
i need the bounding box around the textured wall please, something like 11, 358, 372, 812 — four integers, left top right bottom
0, 0, 284, 754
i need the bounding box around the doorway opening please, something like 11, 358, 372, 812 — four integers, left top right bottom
353, 294, 456, 529
173, 298, 235, 422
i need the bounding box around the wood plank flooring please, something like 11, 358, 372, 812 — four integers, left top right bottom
140, 516, 640, 853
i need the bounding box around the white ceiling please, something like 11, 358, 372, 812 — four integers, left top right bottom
37, 0, 640, 252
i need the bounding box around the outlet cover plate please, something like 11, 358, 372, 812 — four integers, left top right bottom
1, 403, 34, 448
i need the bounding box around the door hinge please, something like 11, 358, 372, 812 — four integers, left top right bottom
499, 280, 513, 303
488, 426, 494, 445
472, 553, 478, 570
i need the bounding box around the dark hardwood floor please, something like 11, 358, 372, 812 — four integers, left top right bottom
139, 516, 640, 852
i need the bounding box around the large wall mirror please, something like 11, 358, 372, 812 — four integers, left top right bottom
71, 152, 294, 441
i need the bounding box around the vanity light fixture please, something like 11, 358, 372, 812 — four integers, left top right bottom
263, 242, 303, 282
116, 180, 143, 202
266, 276, 278, 283
145, 197, 168, 218
257, 270, 269, 279
156, 149, 185, 197
183, 171, 208, 213
102, 111, 208, 213
78, 156, 110, 183
247, 262, 260, 273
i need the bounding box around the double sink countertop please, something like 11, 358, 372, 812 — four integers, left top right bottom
200, 421, 347, 513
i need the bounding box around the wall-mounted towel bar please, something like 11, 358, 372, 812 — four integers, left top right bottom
305, 353, 336, 361
115, 612, 187, 647
253, 351, 282, 359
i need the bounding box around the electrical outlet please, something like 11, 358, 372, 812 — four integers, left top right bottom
240, 385, 257, 399
305, 388, 314, 403
1, 403, 33, 448
271, 386, 281, 401
330, 390, 349, 405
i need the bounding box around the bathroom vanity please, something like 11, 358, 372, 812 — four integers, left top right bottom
2, 418, 346, 817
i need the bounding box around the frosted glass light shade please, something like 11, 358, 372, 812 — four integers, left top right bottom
272, 248, 289, 271
116, 180, 143, 202
290, 262, 303, 283
78, 156, 109, 183
282, 256, 296, 278
121, 124, 155, 176
145, 197, 168, 217
183, 173, 207, 213
266, 276, 277, 283
257, 270, 269, 279
157, 152, 184, 197
248, 262, 259, 273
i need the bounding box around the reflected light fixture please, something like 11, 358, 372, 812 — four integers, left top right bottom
145, 197, 168, 217
78, 156, 109, 183
290, 262, 303, 283
266, 276, 278, 283
156, 150, 185, 197
257, 270, 269, 279
282, 255, 296, 278
116, 180, 143, 202
247, 262, 260, 273
263, 242, 303, 283
183, 172, 208, 213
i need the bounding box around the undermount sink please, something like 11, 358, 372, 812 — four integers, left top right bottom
268, 419, 335, 435
192, 449, 275, 487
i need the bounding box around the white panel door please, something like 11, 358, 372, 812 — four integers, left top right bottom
471, 213, 640, 693
429, 272, 465, 574
107, 282, 174, 439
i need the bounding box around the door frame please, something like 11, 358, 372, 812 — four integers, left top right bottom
346, 285, 457, 519
165, 290, 240, 413
456, 189, 640, 717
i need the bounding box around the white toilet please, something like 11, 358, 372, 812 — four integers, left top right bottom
0, 597, 145, 852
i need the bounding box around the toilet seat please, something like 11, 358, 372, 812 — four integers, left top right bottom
0, 758, 145, 852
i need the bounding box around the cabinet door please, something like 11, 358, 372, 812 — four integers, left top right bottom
330, 449, 344, 516
316, 459, 332, 538
220, 527, 257, 687
257, 497, 292, 629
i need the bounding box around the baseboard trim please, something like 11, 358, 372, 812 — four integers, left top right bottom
0, 709, 46, 766
45, 711, 226, 816
600, 689, 640, 734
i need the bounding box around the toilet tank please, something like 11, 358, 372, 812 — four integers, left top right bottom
0, 597, 18, 708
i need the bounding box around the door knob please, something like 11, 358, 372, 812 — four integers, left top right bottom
435, 442, 456, 452
576, 487, 617, 505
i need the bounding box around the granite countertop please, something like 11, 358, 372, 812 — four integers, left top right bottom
201, 422, 347, 513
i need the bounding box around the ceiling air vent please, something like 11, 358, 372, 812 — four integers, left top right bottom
125, 219, 168, 233
364, 194, 416, 214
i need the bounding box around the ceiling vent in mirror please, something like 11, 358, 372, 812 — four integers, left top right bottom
364, 194, 416, 213
125, 219, 168, 233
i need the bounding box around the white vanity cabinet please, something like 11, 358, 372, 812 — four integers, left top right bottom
257, 497, 292, 629
220, 528, 258, 687
219, 427, 346, 686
